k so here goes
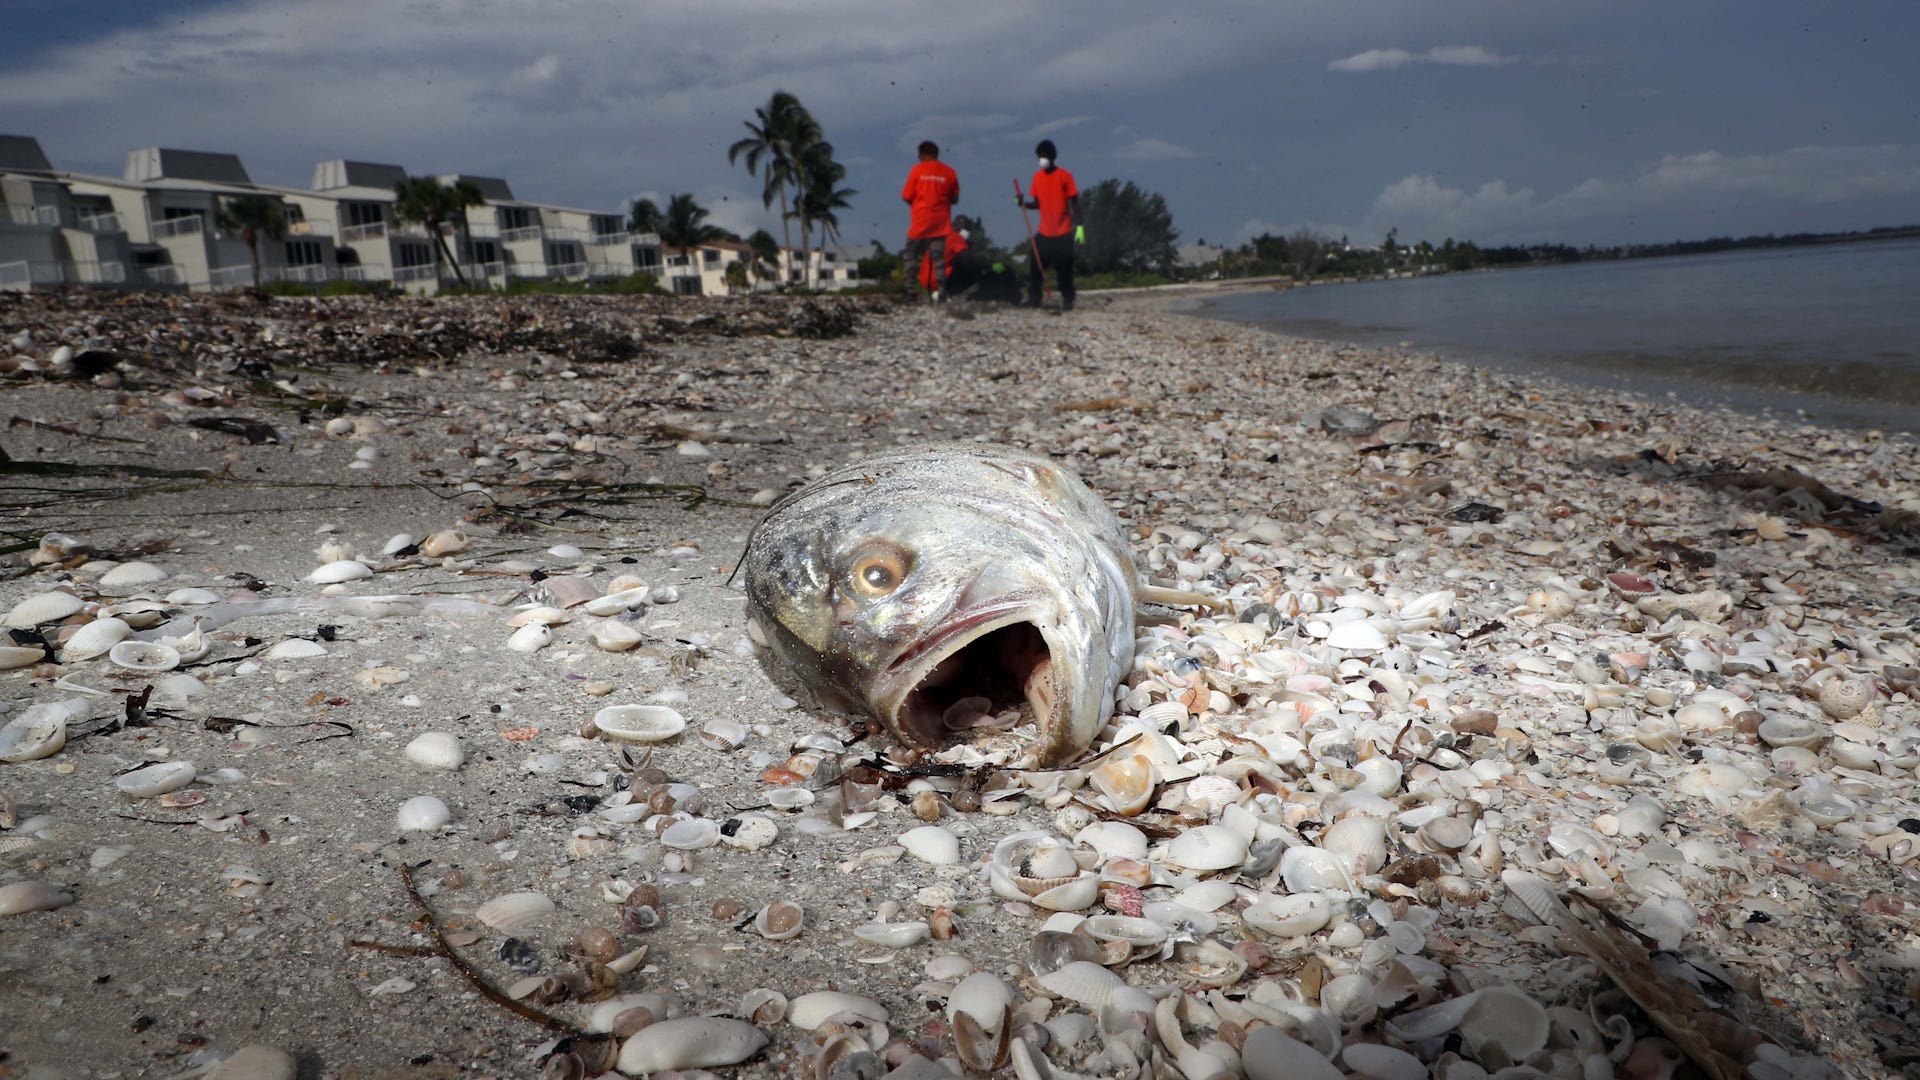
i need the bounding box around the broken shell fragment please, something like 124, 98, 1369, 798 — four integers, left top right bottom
420, 529, 470, 558
114, 761, 196, 797
506, 623, 551, 653
0, 881, 75, 917
788, 990, 887, 1030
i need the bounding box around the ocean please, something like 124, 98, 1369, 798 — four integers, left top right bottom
1179, 238, 1920, 436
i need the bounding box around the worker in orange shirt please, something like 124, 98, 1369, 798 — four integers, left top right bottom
1016, 139, 1082, 310
901, 140, 959, 301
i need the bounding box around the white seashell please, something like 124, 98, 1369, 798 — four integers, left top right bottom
1136, 699, 1190, 727
0, 881, 76, 917
1176, 879, 1238, 912
4, 590, 85, 627
593, 704, 686, 743
157, 621, 210, 663
420, 530, 470, 558
1458, 985, 1549, 1069
854, 921, 931, 947
948, 972, 1013, 1031
1082, 914, 1171, 948
1182, 774, 1242, 816
1320, 816, 1388, 874
505, 623, 550, 653
1243, 1027, 1344, 1080
0, 645, 44, 670
115, 761, 196, 797
1243, 892, 1333, 937
404, 733, 465, 770
1319, 973, 1377, 1026
1416, 816, 1473, 852
766, 786, 815, 811
660, 817, 720, 850
616, 1017, 768, 1073
1351, 756, 1402, 796
1817, 676, 1873, 719
720, 813, 778, 851
1164, 825, 1249, 871
265, 638, 327, 659
108, 640, 179, 672
1075, 821, 1149, 861
1341, 1042, 1426, 1080
900, 825, 962, 865
381, 533, 417, 556
1037, 961, 1125, 1006
306, 560, 373, 584
1675, 763, 1751, 802
1088, 752, 1156, 816
0, 700, 86, 762
396, 795, 451, 831
754, 899, 806, 941
584, 585, 652, 616
740, 988, 789, 1024
506, 605, 570, 628
474, 890, 554, 931
1325, 620, 1389, 651
99, 561, 168, 590
1756, 714, 1824, 749
587, 992, 676, 1032
698, 717, 748, 751
1281, 846, 1354, 893
62, 616, 131, 661
590, 619, 644, 652
164, 587, 221, 605
1031, 875, 1101, 912
788, 990, 887, 1030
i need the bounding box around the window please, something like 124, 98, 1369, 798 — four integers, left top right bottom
396, 241, 435, 269
702, 249, 721, 267
343, 201, 384, 227
499, 207, 534, 231
285, 240, 324, 266
818, 269, 834, 281
667, 254, 689, 267
673, 275, 702, 296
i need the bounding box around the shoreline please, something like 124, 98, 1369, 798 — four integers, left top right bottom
2, 290, 1917, 1077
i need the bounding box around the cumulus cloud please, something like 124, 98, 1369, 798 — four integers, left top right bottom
1328, 44, 1510, 72
1111, 137, 1194, 161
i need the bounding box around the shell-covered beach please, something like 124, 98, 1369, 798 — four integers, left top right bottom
2, 289, 1917, 1079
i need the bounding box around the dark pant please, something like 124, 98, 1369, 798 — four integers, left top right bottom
903, 234, 946, 293
1027, 231, 1075, 307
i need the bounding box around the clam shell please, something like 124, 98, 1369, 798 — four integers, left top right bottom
591, 619, 644, 652
1459, 985, 1549, 1069
396, 795, 451, 831
660, 817, 720, 850
1074, 821, 1149, 861
62, 616, 131, 661
1088, 752, 1156, 816
584, 585, 651, 616
900, 825, 962, 865
1325, 619, 1389, 651
788, 990, 887, 1029
306, 559, 373, 584
1163, 825, 1249, 871
108, 640, 180, 672
505, 623, 550, 652
948, 972, 1013, 1031
4, 590, 85, 628
1037, 960, 1126, 1006
1081, 914, 1170, 948
98, 560, 167, 591
114, 761, 196, 797
1319, 816, 1388, 875
1280, 846, 1355, 893
593, 704, 686, 743
404, 732, 465, 770
854, 921, 931, 947
754, 900, 805, 941
506, 605, 569, 628
616, 1017, 768, 1073
1341, 1043, 1426, 1080
0, 881, 75, 917
0, 645, 45, 670
420, 529, 470, 558
475, 890, 554, 931
0, 701, 84, 762
1243, 892, 1333, 937
265, 639, 327, 659
1030, 875, 1101, 912
166, 587, 222, 605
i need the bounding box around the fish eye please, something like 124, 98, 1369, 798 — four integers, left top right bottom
848, 544, 911, 599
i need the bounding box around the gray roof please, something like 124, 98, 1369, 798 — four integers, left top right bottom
125, 147, 252, 184
313, 160, 407, 192
0, 134, 54, 174
439, 174, 515, 202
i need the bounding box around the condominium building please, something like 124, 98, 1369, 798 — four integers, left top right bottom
0, 134, 134, 291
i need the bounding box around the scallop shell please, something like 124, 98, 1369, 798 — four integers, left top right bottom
1164, 825, 1249, 871
1036, 960, 1126, 1006
98, 561, 168, 590
114, 761, 196, 797
616, 1017, 768, 1073
475, 890, 555, 931
108, 640, 180, 672
1181, 775, 1242, 816
306, 559, 373, 584
3, 590, 85, 628
1319, 816, 1388, 875
900, 825, 962, 865
1030, 875, 1101, 912
593, 704, 686, 743
62, 616, 131, 661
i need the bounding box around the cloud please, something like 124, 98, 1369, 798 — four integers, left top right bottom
899, 113, 1019, 153
1111, 137, 1194, 161
1011, 116, 1093, 142
1329, 44, 1510, 72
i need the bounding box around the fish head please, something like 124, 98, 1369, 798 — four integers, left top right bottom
743, 480, 1126, 766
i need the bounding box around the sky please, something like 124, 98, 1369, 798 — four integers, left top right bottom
3, 0, 1916, 252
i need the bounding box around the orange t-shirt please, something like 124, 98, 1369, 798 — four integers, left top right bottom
1029, 166, 1077, 237
901, 160, 959, 239
918, 227, 969, 289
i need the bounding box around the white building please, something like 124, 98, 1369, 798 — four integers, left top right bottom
0, 134, 134, 292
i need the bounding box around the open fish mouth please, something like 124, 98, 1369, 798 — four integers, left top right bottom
883, 604, 1061, 753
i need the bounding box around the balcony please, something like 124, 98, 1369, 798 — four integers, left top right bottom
588, 262, 635, 278
549, 261, 588, 280
341, 221, 389, 242
78, 211, 124, 234
588, 231, 629, 246
140, 265, 186, 285
500, 225, 543, 244
72, 260, 128, 284
507, 263, 547, 280
210, 264, 257, 289
154, 215, 205, 239
6, 205, 64, 227
0, 259, 128, 288
464, 221, 500, 240
342, 264, 388, 282
393, 264, 439, 283
629, 231, 661, 247
278, 264, 334, 284
287, 218, 334, 238
544, 226, 585, 242
464, 261, 505, 281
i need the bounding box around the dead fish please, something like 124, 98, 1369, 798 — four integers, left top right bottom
739, 444, 1138, 766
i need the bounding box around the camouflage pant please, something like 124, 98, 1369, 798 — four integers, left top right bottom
903, 234, 947, 292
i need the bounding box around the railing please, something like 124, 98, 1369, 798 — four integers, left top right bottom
629, 231, 661, 247
210, 265, 256, 288
544, 226, 585, 242
464, 261, 505, 280
500, 225, 543, 243
392, 222, 430, 238
342, 221, 388, 242
7, 205, 64, 226
0, 260, 128, 287
78, 211, 124, 234
342, 264, 387, 282
589, 232, 628, 246
393, 264, 439, 283
549, 261, 587, 279
507, 263, 548, 280
141, 265, 186, 285
0, 261, 31, 290
589, 262, 634, 278
73, 261, 128, 284
278, 264, 333, 283
154, 215, 205, 238
463, 221, 499, 239
288, 218, 334, 237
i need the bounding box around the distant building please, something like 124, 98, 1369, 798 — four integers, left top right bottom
1, 134, 134, 291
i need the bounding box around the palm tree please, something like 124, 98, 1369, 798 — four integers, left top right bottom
793, 141, 856, 287
215, 194, 288, 289
392, 176, 466, 286
728, 90, 820, 287
449, 178, 487, 283
628, 197, 662, 237
655, 193, 723, 295
746, 228, 780, 290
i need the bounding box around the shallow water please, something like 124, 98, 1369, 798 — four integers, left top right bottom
1184, 238, 1920, 435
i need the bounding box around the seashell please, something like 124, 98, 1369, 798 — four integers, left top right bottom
854, 921, 931, 947
720, 813, 778, 851
98, 561, 167, 591
587, 991, 675, 1033
660, 817, 720, 850
505, 623, 550, 652
1164, 825, 1249, 871
1817, 676, 1872, 719
1136, 699, 1190, 727
102, 601, 167, 630
584, 585, 651, 616
475, 891, 555, 931
1281, 846, 1355, 893
765, 786, 815, 810
1088, 752, 1156, 816
1081, 914, 1170, 949
1416, 816, 1473, 853
1340, 1042, 1427, 1080
0, 881, 75, 917
592, 704, 686, 743
1325, 619, 1389, 652
108, 640, 179, 672
1176, 879, 1238, 912
788, 990, 886, 1030
1634, 714, 1684, 753
754, 900, 805, 941
1243, 892, 1333, 938
307, 559, 373, 584
1037, 960, 1125, 1006
0, 700, 86, 762
4, 590, 85, 627
567, 825, 615, 859
166, 587, 222, 605
1320, 816, 1388, 875
381, 533, 417, 555
1756, 714, 1824, 749
396, 795, 451, 831
158, 620, 210, 663
265, 638, 327, 659
1675, 763, 1751, 803
1526, 588, 1576, 618
115, 761, 196, 797
420, 529, 470, 558
740, 988, 788, 1024
62, 616, 131, 661
1181, 775, 1242, 816
927, 954, 975, 982
1032, 875, 1101, 912
1319, 972, 1377, 1027
506, 605, 569, 628
900, 825, 962, 865
615, 1017, 769, 1073
0, 645, 44, 670
404, 732, 465, 770
589, 619, 644, 652
698, 718, 748, 751
1459, 985, 1549, 1069
949, 971, 1014, 1031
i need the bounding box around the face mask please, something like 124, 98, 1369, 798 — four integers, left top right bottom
1038, 158, 1052, 170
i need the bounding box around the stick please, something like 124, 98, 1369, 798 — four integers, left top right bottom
392, 861, 579, 1033
1013, 178, 1050, 301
